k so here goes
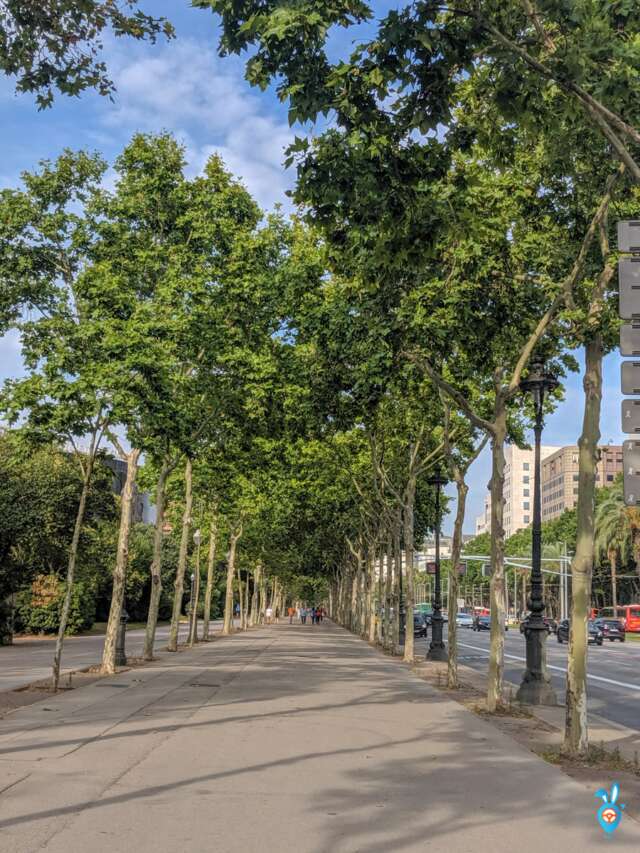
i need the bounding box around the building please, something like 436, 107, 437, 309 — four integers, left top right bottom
103, 457, 155, 524
541, 444, 622, 522
474, 444, 560, 539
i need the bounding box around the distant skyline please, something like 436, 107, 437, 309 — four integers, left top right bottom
0, 2, 626, 535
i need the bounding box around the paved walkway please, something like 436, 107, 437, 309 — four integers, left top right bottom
0, 622, 637, 852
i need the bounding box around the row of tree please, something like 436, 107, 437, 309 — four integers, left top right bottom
2, 0, 640, 759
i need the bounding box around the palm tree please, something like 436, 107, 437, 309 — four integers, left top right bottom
595, 482, 632, 616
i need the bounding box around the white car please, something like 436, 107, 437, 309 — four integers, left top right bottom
455, 612, 474, 628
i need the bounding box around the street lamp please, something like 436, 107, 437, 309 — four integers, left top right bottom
189, 529, 202, 646
427, 467, 448, 661
516, 359, 558, 706
188, 571, 196, 646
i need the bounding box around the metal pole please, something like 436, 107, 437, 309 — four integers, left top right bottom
427, 472, 447, 661
517, 368, 557, 706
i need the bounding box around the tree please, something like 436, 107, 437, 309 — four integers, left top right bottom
0, 0, 173, 108
0, 150, 118, 686
595, 481, 633, 618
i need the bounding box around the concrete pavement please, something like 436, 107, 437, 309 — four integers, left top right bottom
0, 622, 637, 852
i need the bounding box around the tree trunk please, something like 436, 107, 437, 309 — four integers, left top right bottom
564, 336, 602, 755
487, 404, 507, 711
368, 549, 377, 643
202, 513, 218, 640
236, 565, 244, 630
250, 564, 260, 626
447, 476, 468, 689
376, 547, 384, 644
393, 527, 402, 653
243, 568, 250, 629
403, 480, 416, 663
101, 448, 141, 674
52, 451, 96, 691
143, 457, 172, 660
383, 543, 392, 650
610, 550, 618, 616
167, 458, 193, 652
223, 524, 242, 634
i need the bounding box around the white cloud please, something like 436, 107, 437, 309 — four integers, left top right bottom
101, 39, 295, 210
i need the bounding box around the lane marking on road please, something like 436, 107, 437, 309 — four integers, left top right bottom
458, 642, 640, 693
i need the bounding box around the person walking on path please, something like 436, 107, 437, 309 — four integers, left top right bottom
300, 607, 307, 624
288, 606, 295, 624
266, 606, 273, 624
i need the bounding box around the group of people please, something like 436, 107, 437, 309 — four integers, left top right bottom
288, 606, 325, 624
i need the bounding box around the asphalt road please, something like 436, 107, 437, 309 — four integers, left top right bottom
416, 627, 640, 731
0, 620, 223, 692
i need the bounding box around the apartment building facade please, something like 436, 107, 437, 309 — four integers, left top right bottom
474, 444, 559, 538
541, 444, 623, 522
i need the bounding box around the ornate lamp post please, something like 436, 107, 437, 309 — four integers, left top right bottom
516, 360, 558, 706
427, 467, 448, 661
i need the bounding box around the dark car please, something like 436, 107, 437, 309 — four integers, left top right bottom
413, 613, 428, 638
594, 618, 625, 642
556, 618, 603, 646
519, 615, 557, 634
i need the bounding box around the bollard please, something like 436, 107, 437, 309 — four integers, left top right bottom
115, 608, 129, 667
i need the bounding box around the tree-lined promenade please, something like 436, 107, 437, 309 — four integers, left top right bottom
2, 0, 640, 774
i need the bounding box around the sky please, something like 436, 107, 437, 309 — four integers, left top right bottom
0, 2, 627, 533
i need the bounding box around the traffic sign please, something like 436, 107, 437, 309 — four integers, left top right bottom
622, 399, 640, 433
618, 257, 640, 319
622, 443, 640, 505
618, 220, 640, 253
622, 362, 640, 395
621, 322, 640, 356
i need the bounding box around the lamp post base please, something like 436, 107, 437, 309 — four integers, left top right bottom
516, 624, 557, 706
516, 676, 557, 706
427, 643, 447, 662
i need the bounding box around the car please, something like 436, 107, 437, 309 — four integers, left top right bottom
472, 614, 509, 632
556, 618, 603, 645
413, 613, 428, 637
456, 612, 474, 629
594, 618, 626, 642
519, 615, 556, 634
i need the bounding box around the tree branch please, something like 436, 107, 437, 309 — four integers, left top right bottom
405, 351, 495, 434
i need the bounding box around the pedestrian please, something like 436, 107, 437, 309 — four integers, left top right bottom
288, 606, 295, 624
266, 606, 273, 624
300, 607, 307, 624
311, 607, 317, 624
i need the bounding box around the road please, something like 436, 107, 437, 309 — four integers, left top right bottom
2, 623, 632, 852
0, 620, 223, 693
416, 627, 640, 730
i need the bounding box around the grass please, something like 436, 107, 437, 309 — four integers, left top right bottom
79, 621, 170, 636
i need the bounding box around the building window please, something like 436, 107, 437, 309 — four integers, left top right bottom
523, 502, 530, 510
523, 463, 530, 470
573, 488, 578, 495
524, 515, 530, 524
524, 489, 529, 496
523, 476, 530, 484
607, 474, 614, 482
573, 474, 579, 482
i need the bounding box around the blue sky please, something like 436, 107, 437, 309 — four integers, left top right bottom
0, 1, 626, 532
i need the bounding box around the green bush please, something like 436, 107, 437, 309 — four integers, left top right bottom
15, 574, 96, 635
